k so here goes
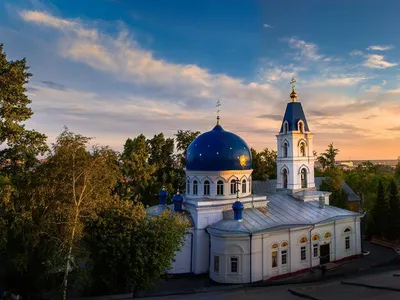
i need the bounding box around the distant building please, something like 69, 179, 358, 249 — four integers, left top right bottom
147, 82, 362, 283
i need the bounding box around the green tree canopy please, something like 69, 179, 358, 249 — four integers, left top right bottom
0, 44, 48, 174
371, 180, 388, 238
85, 199, 188, 296
251, 147, 277, 181
34, 128, 121, 299
317, 143, 339, 170
174, 129, 200, 167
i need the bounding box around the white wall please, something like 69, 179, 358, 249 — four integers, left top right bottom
168, 230, 194, 274
209, 217, 361, 283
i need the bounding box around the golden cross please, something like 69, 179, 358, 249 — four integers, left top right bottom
290, 77, 296, 91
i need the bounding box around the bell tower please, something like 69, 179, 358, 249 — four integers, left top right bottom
276, 78, 315, 193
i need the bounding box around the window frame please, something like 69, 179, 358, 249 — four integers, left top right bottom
230, 179, 237, 195
213, 255, 220, 273
345, 236, 350, 250
193, 180, 198, 195
203, 180, 210, 196
230, 256, 239, 273
283, 142, 288, 158
186, 179, 190, 194
301, 246, 307, 261
242, 179, 247, 193
217, 180, 224, 196
281, 250, 288, 265
313, 243, 318, 258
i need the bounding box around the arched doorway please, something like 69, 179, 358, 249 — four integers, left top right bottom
301, 168, 307, 188
283, 168, 288, 189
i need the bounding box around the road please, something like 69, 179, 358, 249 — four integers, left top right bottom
145, 268, 400, 300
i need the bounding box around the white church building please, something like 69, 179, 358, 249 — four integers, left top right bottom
148, 83, 362, 283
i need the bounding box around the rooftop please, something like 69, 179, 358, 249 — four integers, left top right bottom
208, 192, 360, 235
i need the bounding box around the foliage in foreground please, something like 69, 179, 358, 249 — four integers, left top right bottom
85, 200, 188, 296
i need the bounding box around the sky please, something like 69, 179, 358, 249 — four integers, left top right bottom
1, 0, 400, 160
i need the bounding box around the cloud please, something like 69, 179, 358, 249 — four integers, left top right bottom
350, 50, 363, 56
308, 76, 366, 87
19, 10, 279, 111
41, 80, 66, 90
363, 114, 377, 120
388, 126, 400, 131
263, 23, 272, 28
287, 37, 323, 61
366, 45, 394, 51
363, 54, 398, 69
256, 114, 282, 121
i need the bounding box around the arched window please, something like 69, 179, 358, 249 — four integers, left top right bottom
301, 168, 307, 188
242, 179, 247, 193
186, 179, 190, 194
217, 180, 224, 196
271, 243, 279, 268
193, 180, 198, 195
324, 232, 332, 239
300, 143, 306, 157
284, 122, 289, 134
203, 180, 210, 196
281, 241, 288, 248
312, 234, 320, 241
230, 179, 237, 195
299, 237, 308, 244
283, 168, 288, 189
283, 142, 288, 158
299, 237, 308, 261
344, 228, 351, 233
299, 121, 304, 133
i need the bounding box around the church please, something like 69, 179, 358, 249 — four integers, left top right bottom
148, 81, 362, 283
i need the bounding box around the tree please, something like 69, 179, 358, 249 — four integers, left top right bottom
174, 130, 200, 167
120, 135, 157, 204
317, 143, 339, 170
33, 129, 121, 300
395, 157, 400, 179
251, 148, 277, 181
148, 133, 179, 197
319, 167, 348, 209
0, 44, 48, 175
387, 179, 400, 239
372, 180, 388, 238
85, 199, 188, 296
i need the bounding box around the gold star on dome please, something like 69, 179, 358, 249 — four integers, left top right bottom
238, 155, 248, 168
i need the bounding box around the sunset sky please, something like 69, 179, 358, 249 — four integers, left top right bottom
1, 0, 400, 160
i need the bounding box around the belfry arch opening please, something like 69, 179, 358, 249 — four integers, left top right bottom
283, 168, 288, 189
301, 168, 307, 188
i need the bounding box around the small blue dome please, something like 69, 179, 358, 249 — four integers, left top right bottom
186, 124, 252, 171
158, 189, 168, 205
232, 201, 244, 221
232, 201, 244, 212
172, 193, 184, 203
172, 192, 184, 212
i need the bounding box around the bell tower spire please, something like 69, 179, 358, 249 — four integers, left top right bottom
290, 77, 298, 102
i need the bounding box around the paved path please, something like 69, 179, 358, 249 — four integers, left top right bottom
144, 268, 400, 300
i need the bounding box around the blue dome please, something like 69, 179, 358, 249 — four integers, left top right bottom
172, 193, 184, 203
186, 124, 252, 171
158, 189, 168, 205
232, 200, 244, 212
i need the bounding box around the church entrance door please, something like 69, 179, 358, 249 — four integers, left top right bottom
319, 244, 330, 265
